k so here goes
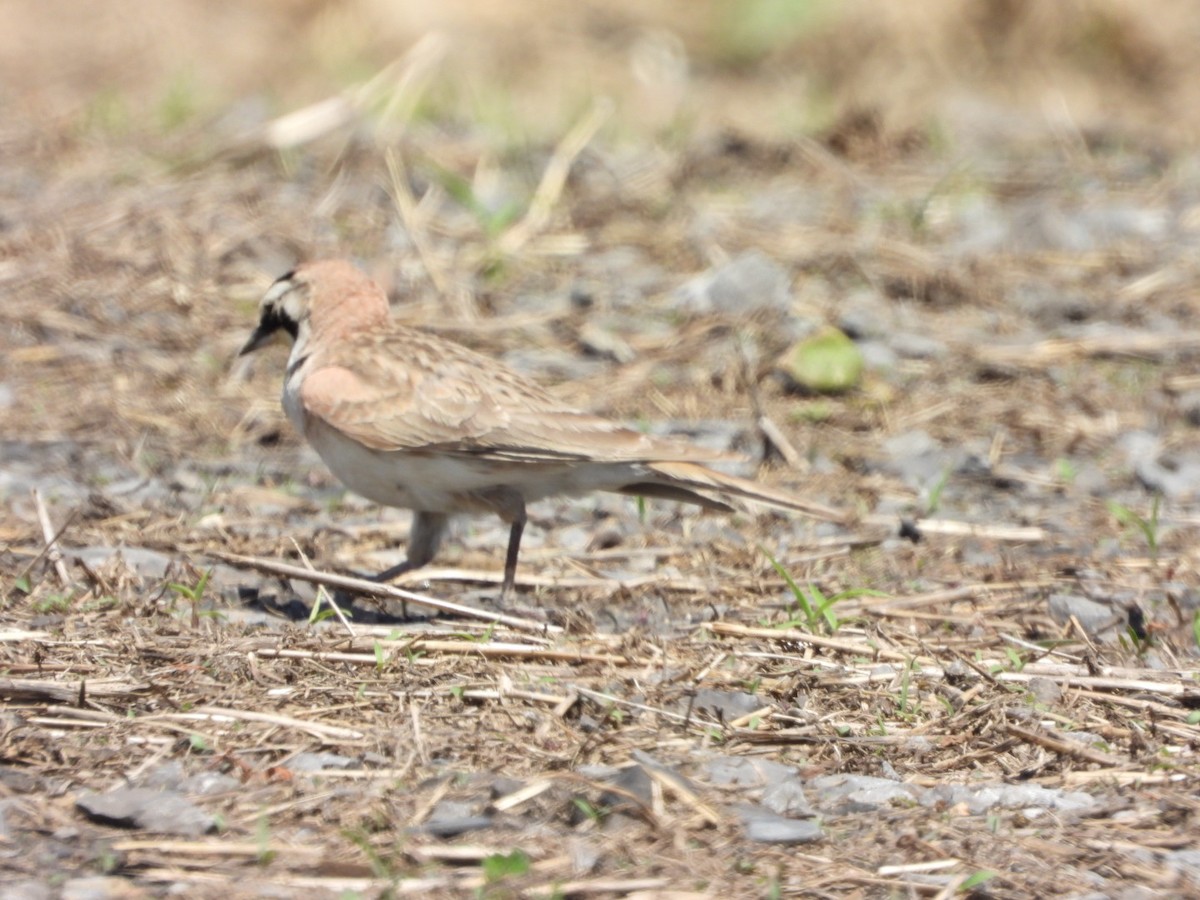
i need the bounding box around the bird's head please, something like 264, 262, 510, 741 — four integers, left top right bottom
240, 260, 388, 356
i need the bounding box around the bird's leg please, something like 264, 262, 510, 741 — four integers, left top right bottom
501, 505, 527, 601
334, 511, 449, 619
475, 487, 527, 601
372, 510, 450, 582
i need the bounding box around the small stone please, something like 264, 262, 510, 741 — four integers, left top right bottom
922, 782, 1095, 814
421, 800, 492, 837
704, 755, 794, 788
76, 788, 216, 836
1179, 392, 1200, 428
809, 774, 923, 813
1047, 594, 1120, 637
836, 290, 893, 340
288, 752, 358, 772
60, 877, 146, 900
568, 837, 603, 875
675, 250, 791, 316
3, 881, 54, 900
689, 689, 763, 721
490, 776, 525, 799
761, 779, 815, 818
888, 331, 947, 360
599, 764, 654, 810
178, 771, 241, 796
735, 804, 823, 844
1027, 676, 1062, 706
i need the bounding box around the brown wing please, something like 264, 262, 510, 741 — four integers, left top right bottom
300, 328, 737, 465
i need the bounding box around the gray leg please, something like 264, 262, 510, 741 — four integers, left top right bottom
473, 487, 527, 600
373, 510, 450, 583
501, 506, 526, 601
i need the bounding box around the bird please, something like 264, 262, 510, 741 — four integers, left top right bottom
240, 259, 843, 600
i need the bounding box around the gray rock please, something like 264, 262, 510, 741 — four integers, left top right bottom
0, 764, 40, 793
288, 752, 358, 772
75, 788, 216, 836
1179, 392, 1200, 428
421, 800, 492, 837
703, 755, 794, 788
568, 837, 602, 875
888, 332, 948, 360
943, 659, 976, 683
700, 753, 816, 816
734, 803, 823, 844
836, 290, 893, 340
1062, 731, 1106, 749
2, 882, 53, 900
904, 736, 937, 757
880, 429, 954, 487
1170, 587, 1200, 613
1168, 849, 1200, 884
923, 782, 1095, 814
1026, 676, 1062, 706
1012, 284, 1091, 325
1047, 593, 1120, 637
761, 779, 815, 818
808, 774, 923, 813
71, 546, 173, 580
489, 777, 525, 799
689, 689, 763, 721
60, 877, 141, 900
600, 763, 654, 809
178, 771, 241, 796
945, 194, 1008, 256
138, 761, 187, 791
575, 764, 621, 782
856, 340, 899, 372
1119, 430, 1200, 499
675, 250, 791, 316
1008, 201, 1096, 253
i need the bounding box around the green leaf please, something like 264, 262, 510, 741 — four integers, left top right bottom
777, 327, 863, 394
961, 870, 996, 890
482, 849, 530, 882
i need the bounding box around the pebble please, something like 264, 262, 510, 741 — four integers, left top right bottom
287, 752, 359, 772
703, 755, 795, 788
808, 774, 922, 813
1026, 676, 1063, 706
75, 788, 216, 836
420, 800, 492, 837
1047, 593, 1122, 638
734, 803, 823, 844
922, 782, 1096, 815
674, 249, 792, 316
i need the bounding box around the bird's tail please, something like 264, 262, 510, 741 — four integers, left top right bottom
632, 460, 847, 524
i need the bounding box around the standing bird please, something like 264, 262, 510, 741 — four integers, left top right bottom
240, 260, 842, 599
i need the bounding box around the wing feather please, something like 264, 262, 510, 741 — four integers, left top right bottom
299, 328, 738, 465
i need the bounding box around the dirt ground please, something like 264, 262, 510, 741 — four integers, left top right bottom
4, 2, 1200, 897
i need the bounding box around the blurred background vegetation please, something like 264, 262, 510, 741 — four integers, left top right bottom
5, 0, 1198, 155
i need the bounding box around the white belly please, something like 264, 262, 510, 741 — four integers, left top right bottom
297, 408, 645, 513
